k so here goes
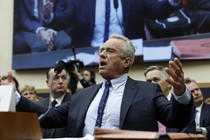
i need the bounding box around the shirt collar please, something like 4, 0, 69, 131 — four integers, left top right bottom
50, 93, 66, 106
103, 74, 128, 91
196, 102, 203, 112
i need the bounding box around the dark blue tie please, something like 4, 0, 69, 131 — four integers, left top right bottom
50, 100, 57, 108
95, 80, 111, 127
103, 0, 110, 42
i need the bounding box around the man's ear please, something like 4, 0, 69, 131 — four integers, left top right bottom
46, 80, 50, 87
123, 57, 132, 68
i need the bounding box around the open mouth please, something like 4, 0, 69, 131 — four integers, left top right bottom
99, 60, 107, 67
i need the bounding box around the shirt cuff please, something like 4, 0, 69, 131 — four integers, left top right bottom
36, 27, 45, 34
46, 28, 57, 35
172, 87, 191, 104
15, 91, 21, 105
168, 0, 181, 7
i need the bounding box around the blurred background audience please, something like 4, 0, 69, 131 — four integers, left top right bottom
20, 85, 42, 102
185, 77, 210, 139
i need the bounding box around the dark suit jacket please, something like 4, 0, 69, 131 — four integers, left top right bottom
19, 0, 45, 33
167, 97, 196, 133
54, 0, 178, 47
37, 93, 71, 138
200, 103, 210, 139
17, 77, 194, 137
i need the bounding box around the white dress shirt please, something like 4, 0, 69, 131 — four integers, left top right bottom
83, 74, 128, 136
91, 0, 124, 47
91, 0, 180, 47
50, 93, 66, 107
195, 103, 203, 128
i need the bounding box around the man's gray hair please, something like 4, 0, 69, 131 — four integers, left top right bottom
144, 65, 169, 78
110, 34, 135, 64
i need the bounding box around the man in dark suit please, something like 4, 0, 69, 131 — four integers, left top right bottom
14, 34, 194, 138
56, 0, 182, 47
37, 67, 71, 138
185, 78, 210, 140
144, 65, 196, 133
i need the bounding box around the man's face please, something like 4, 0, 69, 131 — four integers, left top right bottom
186, 82, 203, 107
82, 70, 91, 82
47, 69, 68, 96
99, 38, 131, 80
145, 69, 171, 97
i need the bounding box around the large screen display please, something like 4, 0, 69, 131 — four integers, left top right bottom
12, 0, 210, 70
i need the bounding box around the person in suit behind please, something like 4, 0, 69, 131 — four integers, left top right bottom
185, 78, 210, 140
144, 65, 196, 133
144, 65, 172, 100
37, 67, 71, 138
13, 34, 194, 137
57, 0, 183, 48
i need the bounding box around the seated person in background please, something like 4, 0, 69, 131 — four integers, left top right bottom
1, 75, 20, 92
8, 34, 194, 137
37, 66, 71, 138
20, 85, 41, 102
185, 78, 210, 139
13, 0, 30, 54
17, 0, 71, 53
144, 65, 196, 133
62, 0, 182, 47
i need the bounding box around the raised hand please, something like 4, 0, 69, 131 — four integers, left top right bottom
0, 70, 17, 92
165, 58, 185, 96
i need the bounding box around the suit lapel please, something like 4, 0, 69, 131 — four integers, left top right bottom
200, 103, 208, 126
61, 93, 71, 103
119, 77, 138, 128
50, 94, 70, 137
76, 84, 102, 129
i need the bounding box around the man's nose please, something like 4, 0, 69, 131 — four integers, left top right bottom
58, 77, 64, 83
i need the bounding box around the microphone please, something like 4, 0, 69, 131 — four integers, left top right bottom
114, 0, 118, 10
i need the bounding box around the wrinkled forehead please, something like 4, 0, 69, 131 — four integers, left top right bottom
100, 39, 125, 51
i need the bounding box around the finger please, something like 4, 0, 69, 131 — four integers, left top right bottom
48, 40, 54, 48
47, 42, 53, 50
168, 60, 183, 78
173, 58, 183, 73
7, 70, 13, 83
